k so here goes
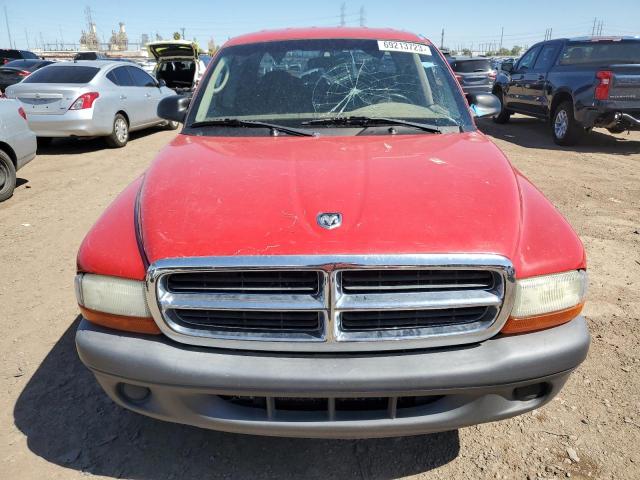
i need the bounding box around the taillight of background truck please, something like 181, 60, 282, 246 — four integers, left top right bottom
595, 70, 613, 100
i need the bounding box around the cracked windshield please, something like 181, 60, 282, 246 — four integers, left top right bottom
193, 39, 472, 132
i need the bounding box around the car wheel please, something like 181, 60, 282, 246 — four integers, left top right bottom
492, 90, 511, 124
105, 114, 129, 148
0, 150, 17, 202
552, 101, 583, 146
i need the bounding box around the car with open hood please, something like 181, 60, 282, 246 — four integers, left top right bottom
147, 40, 206, 92
75, 27, 589, 439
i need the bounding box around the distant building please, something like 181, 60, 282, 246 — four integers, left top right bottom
80, 23, 99, 51
109, 23, 128, 51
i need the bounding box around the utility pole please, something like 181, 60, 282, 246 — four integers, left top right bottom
440, 28, 444, 49
591, 17, 597, 37
4, 6, 13, 49
59, 25, 65, 49
181, 27, 186, 40
24, 29, 30, 49
499, 26, 504, 51
359, 6, 366, 27
340, 2, 346, 27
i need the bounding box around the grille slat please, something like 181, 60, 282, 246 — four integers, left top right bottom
341, 269, 494, 294
172, 310, 322, 333
167, 271, 320, 294
341, 307, 490, 331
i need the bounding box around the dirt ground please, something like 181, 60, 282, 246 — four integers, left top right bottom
0, 118, 638, 480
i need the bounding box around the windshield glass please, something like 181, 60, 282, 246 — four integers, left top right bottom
559, 41, 640, 65
189, 39, 472, 132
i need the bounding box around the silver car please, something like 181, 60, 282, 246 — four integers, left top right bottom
0, 99, 36, 201
5, 61, 178, 148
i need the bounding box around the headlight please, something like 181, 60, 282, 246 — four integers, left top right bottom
502, 270, 587, 334
75, 274, 160, 334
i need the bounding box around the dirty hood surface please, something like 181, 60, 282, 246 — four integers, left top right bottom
139, 132, 522, 262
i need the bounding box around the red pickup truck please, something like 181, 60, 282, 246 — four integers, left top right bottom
74, 28, 589, 438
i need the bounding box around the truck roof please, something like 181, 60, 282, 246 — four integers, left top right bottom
547, 36, 640, 43
224, 27, 429, 47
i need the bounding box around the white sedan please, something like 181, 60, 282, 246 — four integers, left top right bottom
0, 98, 36, 201
5, 61, 179, 148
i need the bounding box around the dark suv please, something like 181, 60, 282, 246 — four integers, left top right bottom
449, 57, 495, 95
493, 37, 640, 145
1, 49, 40, 64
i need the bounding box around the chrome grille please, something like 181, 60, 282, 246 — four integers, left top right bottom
147, 254, 515, 352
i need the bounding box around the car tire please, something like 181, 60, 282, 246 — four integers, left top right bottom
0, 150, 17, 202
105, 114, 129, 148
492, 90, 511, 124
164, 120, 180, 131
551, 101, 583, 146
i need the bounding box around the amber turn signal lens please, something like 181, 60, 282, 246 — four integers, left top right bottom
80, 306, 161, 335
501, 303, 584, 335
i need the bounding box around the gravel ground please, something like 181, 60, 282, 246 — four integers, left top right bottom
0, 118, 638, 479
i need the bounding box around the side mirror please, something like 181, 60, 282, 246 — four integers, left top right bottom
467, 93, 501, 118
158, 95, 190, 123
501, 61, 514, 73
157, 79, 167, 88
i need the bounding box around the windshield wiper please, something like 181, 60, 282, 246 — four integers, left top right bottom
302, 116, 443, 134
189, 118, 316, 137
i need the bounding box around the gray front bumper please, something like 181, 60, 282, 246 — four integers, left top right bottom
76, 317, 590, 438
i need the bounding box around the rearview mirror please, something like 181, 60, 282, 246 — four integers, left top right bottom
501, 60, 514, 73
158, 95, 190, 123
467, 93, 501, 118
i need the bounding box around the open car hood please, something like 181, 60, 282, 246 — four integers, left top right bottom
147, 40, 199, 60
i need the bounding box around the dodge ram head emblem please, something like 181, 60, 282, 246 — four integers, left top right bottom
317, 212, 342, 230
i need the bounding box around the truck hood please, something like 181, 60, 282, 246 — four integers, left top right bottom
139, 132, 523, 262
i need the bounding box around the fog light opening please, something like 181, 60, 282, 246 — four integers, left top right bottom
513, 383, 550, 401
118, 383, 151, 403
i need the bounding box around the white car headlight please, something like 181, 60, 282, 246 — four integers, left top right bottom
75, 274, 158, 334
503, 270, 587, 334
75, 274, 150, 317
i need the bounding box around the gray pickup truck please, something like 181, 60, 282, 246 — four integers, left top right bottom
493, 37, 640, 145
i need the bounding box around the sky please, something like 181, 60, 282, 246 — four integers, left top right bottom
2, 0, 639, 52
